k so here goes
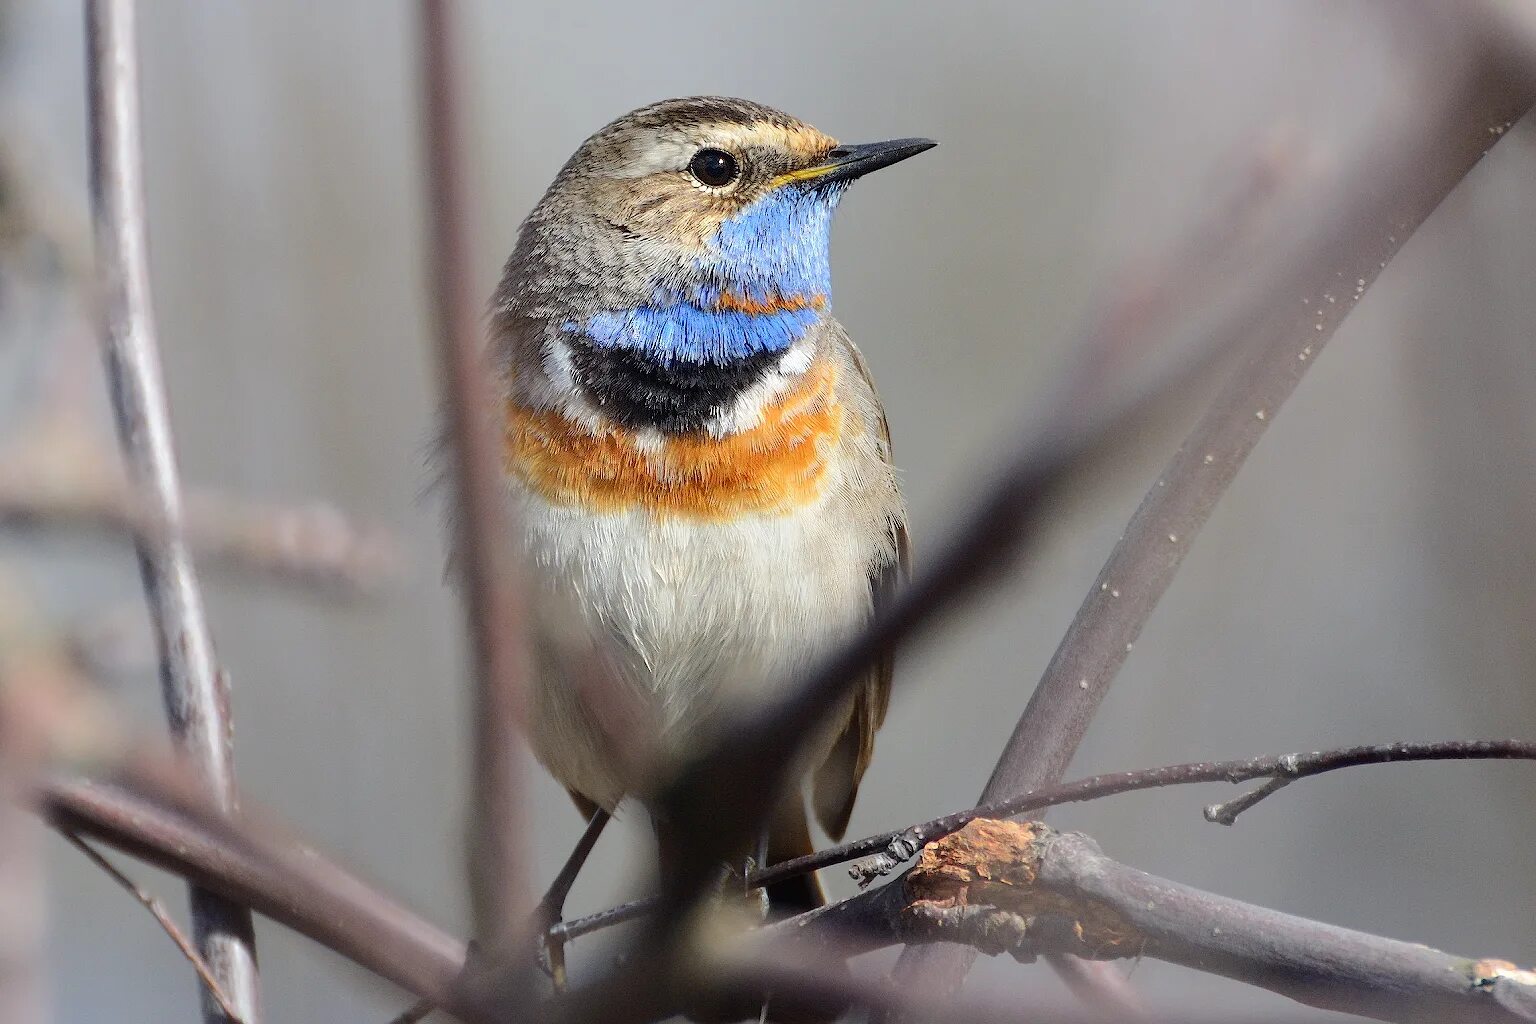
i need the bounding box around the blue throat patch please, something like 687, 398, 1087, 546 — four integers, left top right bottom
571, 186, 843, 365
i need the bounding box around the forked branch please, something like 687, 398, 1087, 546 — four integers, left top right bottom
763, 820, 1536, 1024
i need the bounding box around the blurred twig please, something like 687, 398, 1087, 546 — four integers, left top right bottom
0, 103, 402, 598
85, 2, 259, 1020
61, 831, 245, 1023
0, 418, 400, 592
416, 0, 532, 974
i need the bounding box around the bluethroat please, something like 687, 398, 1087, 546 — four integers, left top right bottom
493, 96, 931, 913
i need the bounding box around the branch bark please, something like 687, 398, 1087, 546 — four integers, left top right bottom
84, 2, 259, 1020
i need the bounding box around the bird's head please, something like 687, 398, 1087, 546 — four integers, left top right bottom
496, 97, 932, 430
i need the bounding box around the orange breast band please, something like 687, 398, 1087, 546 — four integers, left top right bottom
505, 360, 844, 521
712, 291, 827, 316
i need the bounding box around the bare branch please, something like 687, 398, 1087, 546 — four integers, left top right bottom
84, 1, 260, 1019
548, 739, 1536, 943
891, 18, 1536, 1005
43, 768, 479, 1019
755, 820, 1536, 1024
1201, 776, 1290, 825
0, 451, 400, 593
905, 821, 1536, 1024
806, 739, 1536, 887
415, 0, 532, 966
31, 724, 1536, 1024
62, 832, 245, 1023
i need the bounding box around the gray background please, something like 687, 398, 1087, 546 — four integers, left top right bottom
6, 2, 1536, 1021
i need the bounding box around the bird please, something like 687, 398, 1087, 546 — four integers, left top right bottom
491, 96, 931, 917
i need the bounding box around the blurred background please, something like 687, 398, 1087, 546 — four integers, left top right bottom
4, 1, 1536, 1021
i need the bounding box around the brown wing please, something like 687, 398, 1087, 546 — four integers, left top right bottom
811, 341, 909, 841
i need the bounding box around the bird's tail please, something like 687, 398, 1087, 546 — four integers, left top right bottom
764, 796, 824, 916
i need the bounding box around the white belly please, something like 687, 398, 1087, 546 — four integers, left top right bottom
515, 493, 874, 808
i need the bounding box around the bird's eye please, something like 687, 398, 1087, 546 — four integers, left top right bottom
688, 148, 739, 188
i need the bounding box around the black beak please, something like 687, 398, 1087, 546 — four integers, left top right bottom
799, 137, 937, 187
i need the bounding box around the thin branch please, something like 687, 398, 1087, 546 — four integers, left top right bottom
778, 739, 1536, 888
548, 739, 1536, 943
42, 768, 480, 1020
891, 19, 1536, 1004
0, 461, 400, 593
1202, 776, 1289, 824
416, 0, 532, 965
548, 891, 653, 944
62, 831, 244, 1023
983, 16, 1532, 839
84, 2, 260, 1020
